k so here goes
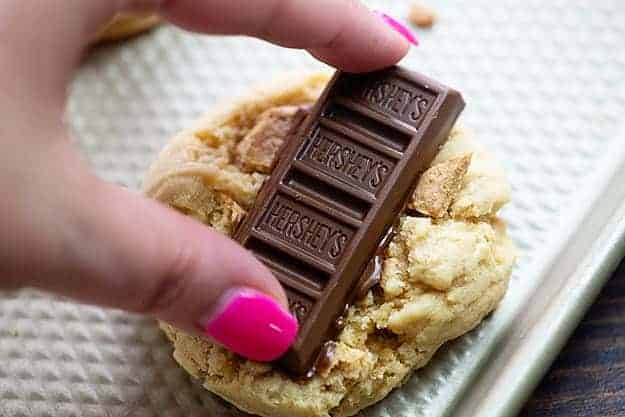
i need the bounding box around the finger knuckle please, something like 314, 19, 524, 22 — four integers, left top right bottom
140, 244, 198, 315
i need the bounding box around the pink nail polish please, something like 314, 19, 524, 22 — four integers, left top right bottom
202, 288, 298, 362
375, 11, 419, 46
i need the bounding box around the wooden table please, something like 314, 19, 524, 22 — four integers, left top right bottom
518, 259, 625, 416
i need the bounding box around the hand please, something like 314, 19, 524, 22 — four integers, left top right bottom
0, 0, 415, 361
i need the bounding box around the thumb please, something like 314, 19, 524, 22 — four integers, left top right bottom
37, 160, 297, 363
1, 0, 298, 363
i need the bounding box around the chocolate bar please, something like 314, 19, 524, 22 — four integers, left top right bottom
234, 66, 465, 375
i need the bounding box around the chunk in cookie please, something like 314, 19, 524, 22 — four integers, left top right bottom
235, 105, 308, 174
409, 155, 472, 218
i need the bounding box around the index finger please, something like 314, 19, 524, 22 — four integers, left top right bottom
158, 0, 414, 72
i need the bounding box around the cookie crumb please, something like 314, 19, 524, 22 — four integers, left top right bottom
409, 155, 472, 218
409, 3, 436, 28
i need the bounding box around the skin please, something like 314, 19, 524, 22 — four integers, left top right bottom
0, 0, 409, 341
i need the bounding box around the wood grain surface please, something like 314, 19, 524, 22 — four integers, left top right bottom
518, 259, 625, 417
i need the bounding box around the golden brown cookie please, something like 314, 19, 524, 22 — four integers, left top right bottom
144, 73, 516, 417
95, 13, 160, 44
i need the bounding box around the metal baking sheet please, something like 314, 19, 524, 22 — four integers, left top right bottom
1, 1, 625, 416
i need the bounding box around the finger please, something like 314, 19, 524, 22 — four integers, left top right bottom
2, 0, 413, 88
2, 0, 415, 94
159, 0, 414, 72
20, 148, 297, 362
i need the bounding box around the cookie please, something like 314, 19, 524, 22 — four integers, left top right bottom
95, 13, 160, 44
144, 73, 516, 417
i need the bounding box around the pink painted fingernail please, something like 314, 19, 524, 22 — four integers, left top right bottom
201, 288, 298, 362
374, 11, 419, 46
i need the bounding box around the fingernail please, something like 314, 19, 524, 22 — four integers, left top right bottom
374, 11, 419, 46
201, 287, 298, 362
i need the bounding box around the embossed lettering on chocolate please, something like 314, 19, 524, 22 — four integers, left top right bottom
233, 66, 465, 375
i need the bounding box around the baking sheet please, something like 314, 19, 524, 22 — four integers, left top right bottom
2, 1, 625, 416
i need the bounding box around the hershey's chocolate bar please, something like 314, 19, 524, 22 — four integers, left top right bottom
234, 67, 465, 375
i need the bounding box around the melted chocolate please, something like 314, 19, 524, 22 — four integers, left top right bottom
353, 224, 397, 301
305, 341, 338, 379
333, 304, 350, 331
